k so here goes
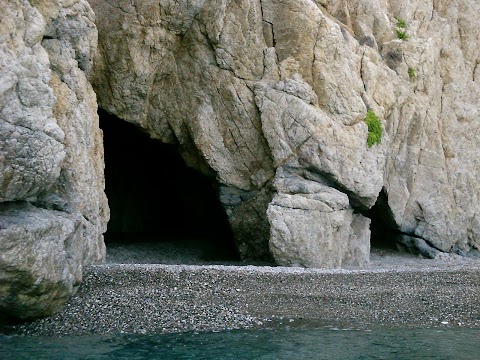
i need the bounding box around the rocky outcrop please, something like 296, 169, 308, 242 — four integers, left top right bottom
86, 0, 378, 266
3, 0, 480, 323
0, 0, 108, 320
376, 1, 480, 257
87, 0, 480, 265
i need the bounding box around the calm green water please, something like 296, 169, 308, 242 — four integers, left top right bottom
0, 327, 478, 360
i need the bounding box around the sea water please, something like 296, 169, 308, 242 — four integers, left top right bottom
0, 327, 478, 359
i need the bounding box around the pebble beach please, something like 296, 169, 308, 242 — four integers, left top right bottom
1, 243, 480, 336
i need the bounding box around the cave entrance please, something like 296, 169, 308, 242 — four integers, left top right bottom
362, 189, 401, 254
99, 110, 240, 264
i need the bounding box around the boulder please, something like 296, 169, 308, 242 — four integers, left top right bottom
0, 0, 108, 320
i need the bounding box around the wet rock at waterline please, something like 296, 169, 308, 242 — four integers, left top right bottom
2, 0, 480, 320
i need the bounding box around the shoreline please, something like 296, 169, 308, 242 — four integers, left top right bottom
1, 252, 480, 336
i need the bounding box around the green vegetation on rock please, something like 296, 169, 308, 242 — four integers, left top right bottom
394, 17, 407, 28
394, 17, 409, 40
396, 29, 409, 40
408, 67, 416, 80
365, 109, 382, 148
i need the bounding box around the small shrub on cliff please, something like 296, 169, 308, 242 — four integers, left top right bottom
394, 17, 409, 40
395, 29, 409, 40
408, 67, 416, 80
394, 17, 407, 29
365, 109, 382, 147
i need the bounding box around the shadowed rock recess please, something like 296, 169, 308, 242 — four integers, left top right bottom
1, 0, 480, 321
99, 109, 240, 264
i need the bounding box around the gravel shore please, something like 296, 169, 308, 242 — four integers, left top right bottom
1, 246, 479, 336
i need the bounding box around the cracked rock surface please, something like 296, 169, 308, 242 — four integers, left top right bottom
2, 0, 480, 322
0, 0, 108, 320
88, 0, 480, 264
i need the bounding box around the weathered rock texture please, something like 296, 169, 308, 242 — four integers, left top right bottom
87, 0, 480, 266
3, 0, 480, 321
0, 0, 108, 320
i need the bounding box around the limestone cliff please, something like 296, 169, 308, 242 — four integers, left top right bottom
88, 0, 480, 265
1, 0, 480, 320
0, 0, 108, 320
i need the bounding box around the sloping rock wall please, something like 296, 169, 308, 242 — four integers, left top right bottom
0, 0, 108, 320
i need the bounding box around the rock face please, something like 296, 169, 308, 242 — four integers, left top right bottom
0, 0, 108, 320
87, 0, 480, 265
2, 0, 480, 320
87, 0, 383, 265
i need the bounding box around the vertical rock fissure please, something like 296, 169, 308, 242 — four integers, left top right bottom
361, 189, 400, 251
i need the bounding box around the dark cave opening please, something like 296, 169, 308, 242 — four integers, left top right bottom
99, 109, 240, 264
362, 189, 401, 252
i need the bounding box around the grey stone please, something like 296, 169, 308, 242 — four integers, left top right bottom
0, 0, 107, 320
396, 234, 440, 259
